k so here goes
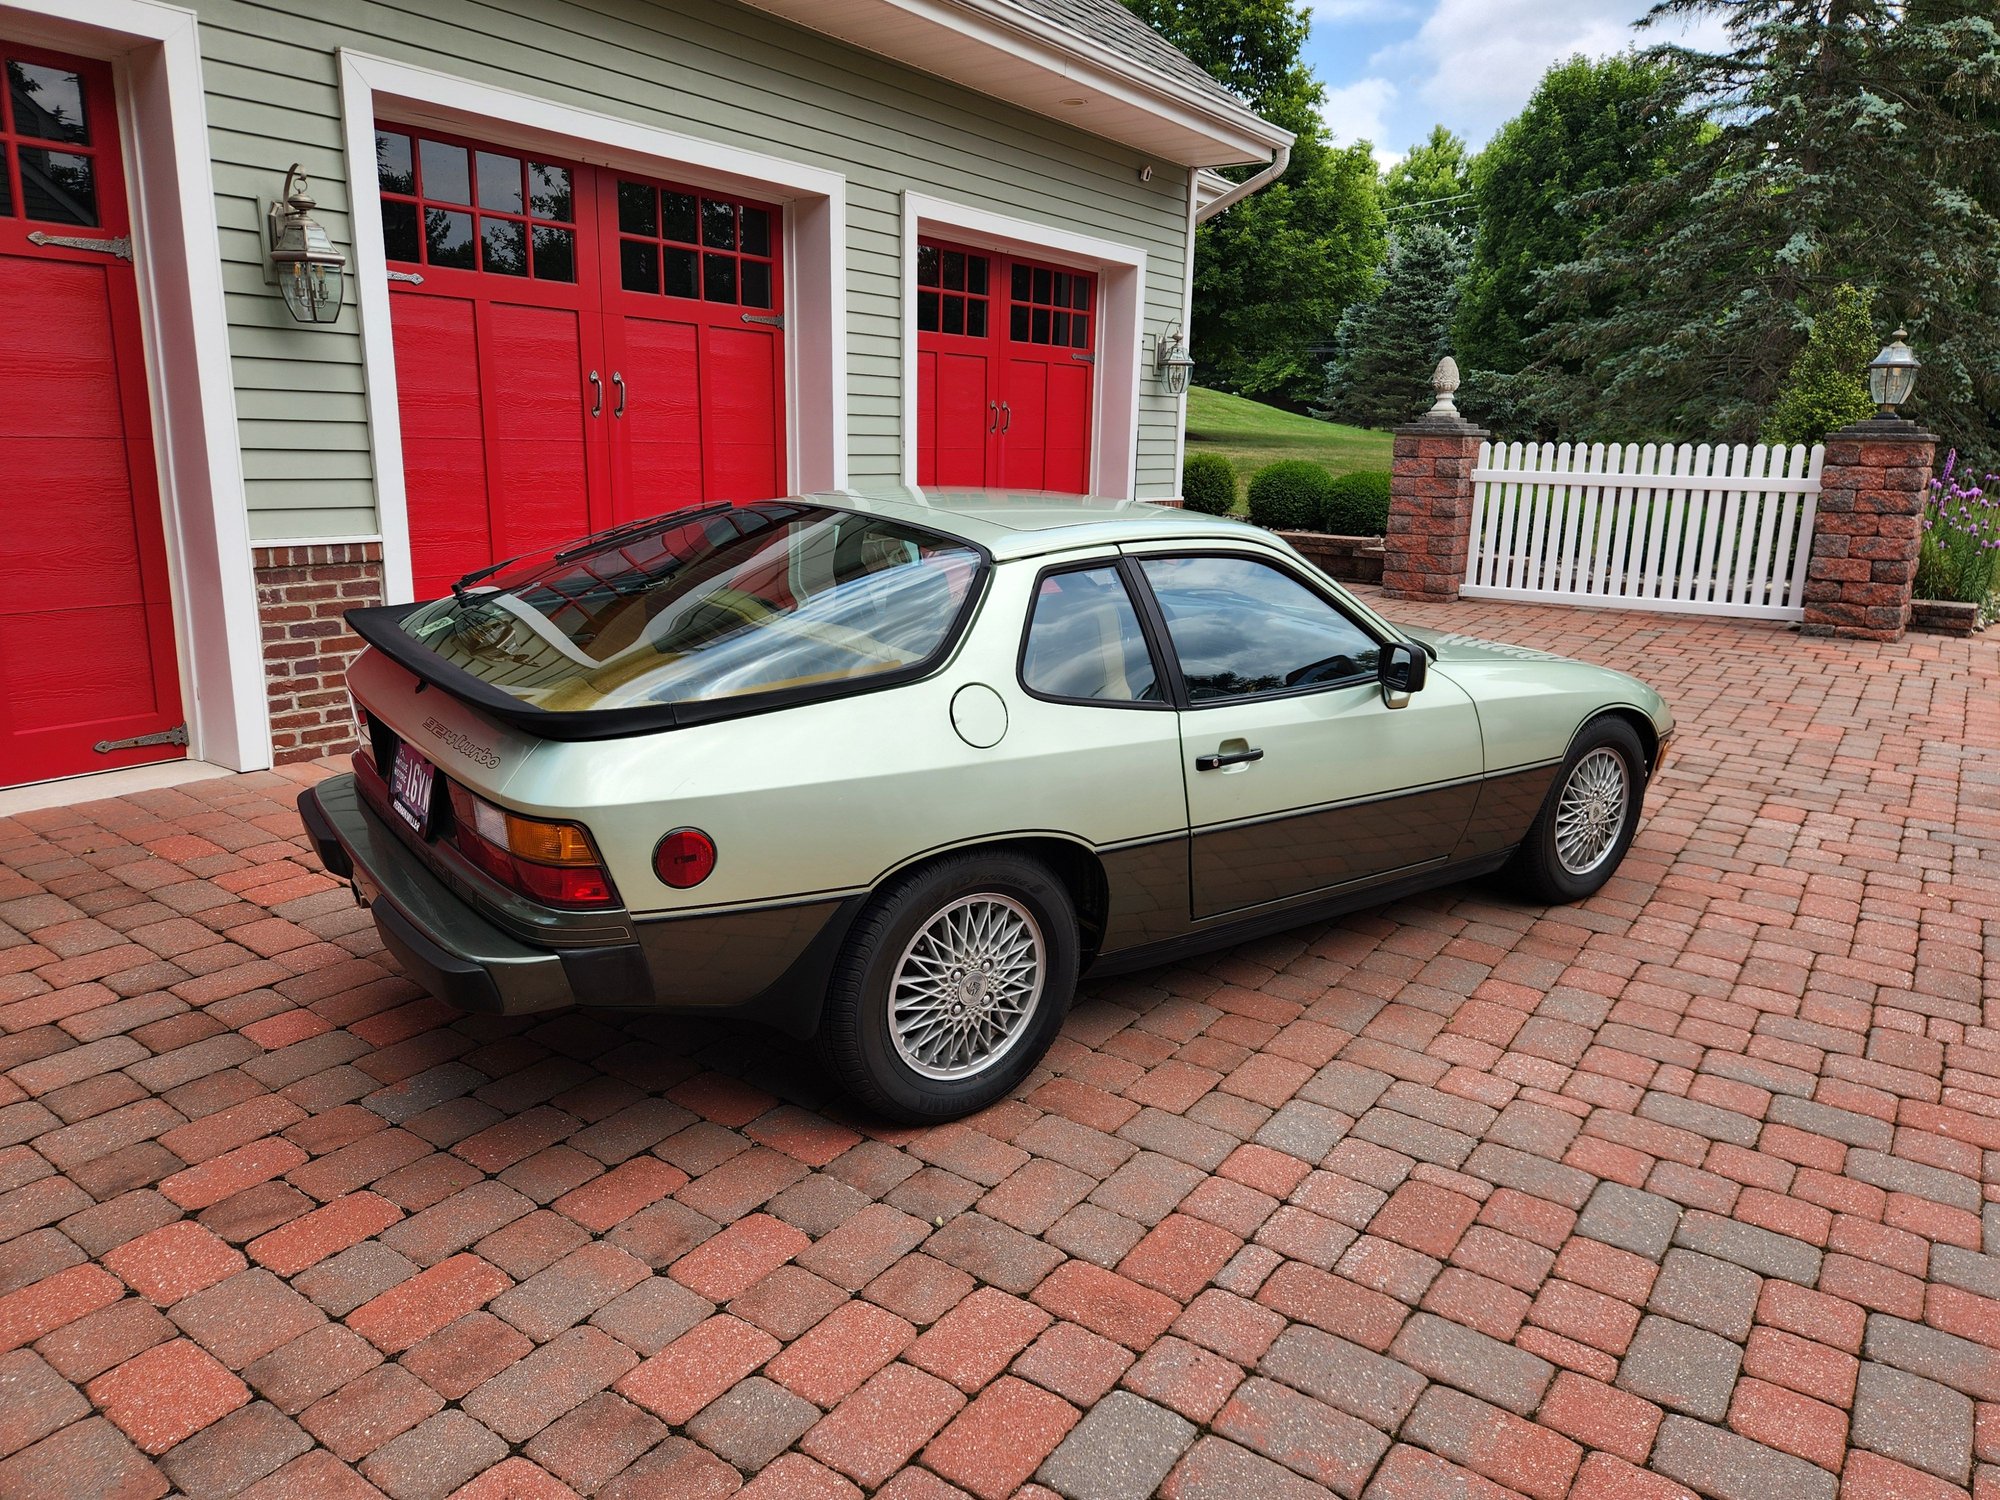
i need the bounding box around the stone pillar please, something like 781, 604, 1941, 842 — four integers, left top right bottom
1803, 418, 1936, 641
1382, 410, 1488, 603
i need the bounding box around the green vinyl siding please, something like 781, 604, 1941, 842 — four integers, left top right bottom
185, 0, 1197, 544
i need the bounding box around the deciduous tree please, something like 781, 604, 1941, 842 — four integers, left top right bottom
1124, 0, 1386, 406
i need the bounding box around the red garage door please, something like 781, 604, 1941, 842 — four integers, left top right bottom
375, 125, 787, 601
916, 239, 1094, 494
1, 46, 184, 790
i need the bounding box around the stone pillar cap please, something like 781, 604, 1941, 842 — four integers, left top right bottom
1829, 416, 1937, 442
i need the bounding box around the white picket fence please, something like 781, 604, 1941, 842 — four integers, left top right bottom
1462, 440, 1824, 620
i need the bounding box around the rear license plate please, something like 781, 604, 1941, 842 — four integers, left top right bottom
389, 742, 437, 833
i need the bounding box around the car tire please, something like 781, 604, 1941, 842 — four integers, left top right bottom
817, 851, 1078, 1124
1505, 716, 1649, 904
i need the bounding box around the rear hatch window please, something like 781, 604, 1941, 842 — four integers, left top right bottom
358, 502, 985, 736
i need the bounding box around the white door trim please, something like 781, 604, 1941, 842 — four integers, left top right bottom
0, 0, 271, 773
336, 49, 850, 603
900, 191, 1145, 499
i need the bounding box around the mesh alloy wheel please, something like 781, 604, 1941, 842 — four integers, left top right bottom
887, 893, 1045, 1080
1553, 746, 1630, 875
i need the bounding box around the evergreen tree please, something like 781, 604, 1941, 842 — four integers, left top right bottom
1317, 222, 1469, 429
1762, 284, 1879, 445
1125, 0, 1387, 406
1382, 126, 1474, 228
1533, 1, 2000, 454
1452, 54, 1693, 431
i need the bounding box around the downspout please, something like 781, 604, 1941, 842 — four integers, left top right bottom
1194, 141, 1290, 223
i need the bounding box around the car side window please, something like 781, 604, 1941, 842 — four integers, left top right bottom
1020, 566, 1161, 704
1138, 555, 1381, 703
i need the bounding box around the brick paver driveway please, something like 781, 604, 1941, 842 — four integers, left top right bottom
3, 595, 1997, 1500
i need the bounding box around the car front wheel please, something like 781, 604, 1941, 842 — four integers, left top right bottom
1505, 716, 1648, 904
817, 852, 1077, 1123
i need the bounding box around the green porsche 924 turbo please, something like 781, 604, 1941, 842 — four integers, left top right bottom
300, 490, 1673, 1121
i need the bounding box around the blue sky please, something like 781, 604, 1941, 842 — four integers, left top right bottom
1300, 0, 1725, 165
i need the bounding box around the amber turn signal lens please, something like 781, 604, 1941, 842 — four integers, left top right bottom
505, 815, 598, 866
653, 828, 717, 888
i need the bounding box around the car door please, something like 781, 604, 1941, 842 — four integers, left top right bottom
1127, 549, 1485, 921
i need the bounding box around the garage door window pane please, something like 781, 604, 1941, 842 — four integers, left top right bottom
741, 208, 770, 257
664, 248, 698, 299
941, 297, 963, 336
481, 217, 526, 276
1023, 567, 1158, 704
376, 131, 414, 194
476, 151, 522, 213
617, 181, 656, 236
1140, 556, 1381, 701
703, 253, 736, 304
532, 226, 575, 282
620, 239, 659, 294
427, 209, 476, 269
702, 199, 735, 249
9, 62, 87, 143
0, 160, 11, 217
662, 192, 697, 244
19, 149, 94, 225
419, 140, 469, 204
381, 199, 420, 263
967, 301, 987, 338
529, 163, 571, 221
741, 260, 772, 309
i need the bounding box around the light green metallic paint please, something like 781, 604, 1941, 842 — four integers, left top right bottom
346, 491, 1673, 930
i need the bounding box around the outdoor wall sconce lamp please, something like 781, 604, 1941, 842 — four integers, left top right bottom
1155, 325, 1195, 396
1867, 328, 1919, 418
266, 164, 346, 325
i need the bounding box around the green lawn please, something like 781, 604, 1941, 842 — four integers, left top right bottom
1184, 386, 1393, 509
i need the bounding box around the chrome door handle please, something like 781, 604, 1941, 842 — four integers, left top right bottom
1195, 747, 1264, 772
588, 370, 602, 417
988, 399, 999, 434
1000, 401, 1012, 433
612, 371, 627, 418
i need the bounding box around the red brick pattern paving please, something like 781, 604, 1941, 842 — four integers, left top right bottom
2, 595, 1997, 1500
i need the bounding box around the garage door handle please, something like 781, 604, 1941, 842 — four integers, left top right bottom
988, 400, 999, 434
1195, 747, 1263, 772
1000, 401, 1012, 434
588, 371, 602, 417
612, 371, 626, 418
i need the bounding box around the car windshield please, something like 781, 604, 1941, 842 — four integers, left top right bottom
395, 503, 983, 712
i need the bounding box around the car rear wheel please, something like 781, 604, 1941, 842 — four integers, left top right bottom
1505, 716, 1648, 904
817, 852, 1077, 1123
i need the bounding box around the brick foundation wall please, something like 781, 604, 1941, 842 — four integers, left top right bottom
1803, 420, 1935, 642
253, 542, 385, 763
1382, 415, 1487, 602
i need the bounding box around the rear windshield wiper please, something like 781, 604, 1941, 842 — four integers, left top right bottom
445, 505, 735, 602
553, 503, 735, 564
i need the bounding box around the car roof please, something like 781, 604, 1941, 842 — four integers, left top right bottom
805, 486, 1267, 560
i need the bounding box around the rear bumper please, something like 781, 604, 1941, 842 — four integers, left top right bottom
299, 775, 602, 1014
298, 773, 857, 1033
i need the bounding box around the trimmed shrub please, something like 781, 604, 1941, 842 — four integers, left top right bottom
1322, 469, 1391, 535
1180, 452, 1238, 515
1246, 460, 1336, 531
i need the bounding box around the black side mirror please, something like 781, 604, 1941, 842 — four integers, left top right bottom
1379, 641, 1427, 706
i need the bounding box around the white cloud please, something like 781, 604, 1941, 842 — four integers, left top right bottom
1369, 0, 1730, 147
1318, 76, 1403, 167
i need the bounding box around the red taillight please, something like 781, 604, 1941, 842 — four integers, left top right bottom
446, 783, 617, 909
653, 828, 716, 888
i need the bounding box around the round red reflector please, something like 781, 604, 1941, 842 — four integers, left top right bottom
653, 828, 717, 888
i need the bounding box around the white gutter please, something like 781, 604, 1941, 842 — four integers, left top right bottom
1194, 142, 1291, 222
